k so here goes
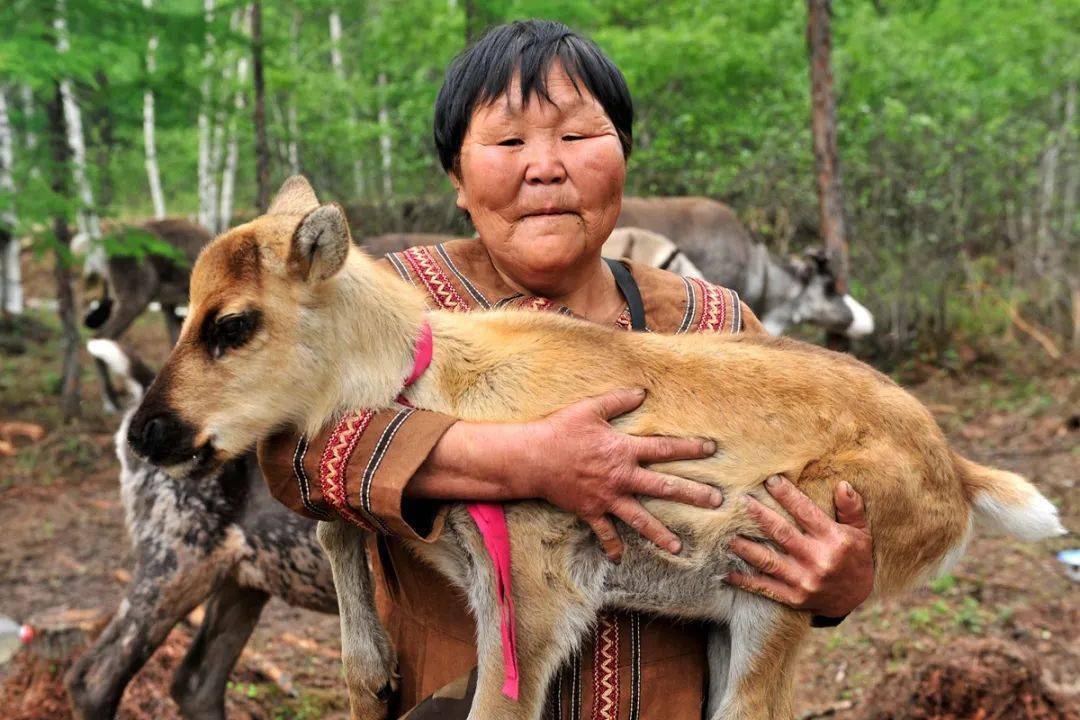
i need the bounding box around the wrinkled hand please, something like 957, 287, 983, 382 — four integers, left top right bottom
515, 388, 722, 562
727, 475, 873, 618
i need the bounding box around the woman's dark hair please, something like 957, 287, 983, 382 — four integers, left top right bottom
434, 20, 633, 174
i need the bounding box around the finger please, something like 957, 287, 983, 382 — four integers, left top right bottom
744, 496, 811, 558
834, 481, 870, 532
729, 536, 802, 587
725, 571, 801, 608
633, 435, 716, 464
587, 388, 647, 421
610, 498, 682, 555
587, 516, 625, 563
762, 474, 831, 535
628, 469, 723, 509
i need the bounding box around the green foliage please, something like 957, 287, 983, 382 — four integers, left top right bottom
1, 0, 1076, 360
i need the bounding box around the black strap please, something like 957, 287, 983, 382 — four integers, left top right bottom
605, 258, 647, 332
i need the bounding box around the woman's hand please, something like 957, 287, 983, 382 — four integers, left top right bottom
726, 475, 873, 619
514, 388, 723, 562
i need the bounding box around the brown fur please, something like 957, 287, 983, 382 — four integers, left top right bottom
133, 178, 1063, 720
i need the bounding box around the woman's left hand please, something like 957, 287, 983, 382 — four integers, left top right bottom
726, 475, 873, 619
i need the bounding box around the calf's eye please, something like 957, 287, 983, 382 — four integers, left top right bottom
209, 311, 259, 358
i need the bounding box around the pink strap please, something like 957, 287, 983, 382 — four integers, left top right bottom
467, 503, 520, 700
395, 319, 521, 700
400, 321, 433, 392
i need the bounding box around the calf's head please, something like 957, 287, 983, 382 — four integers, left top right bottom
127, 176, 358, 474
770, 248, 875, 338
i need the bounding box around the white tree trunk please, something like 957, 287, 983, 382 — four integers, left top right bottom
0, 86, 23, 315
55, 0, 104, 275
197, 0, 217, 231
378, 72, 392, 197
218, 54, 250, 234
217, 5, 253, 234
286, 8, 301, 175
330, 8, 365, 197
142, 0, 166, 219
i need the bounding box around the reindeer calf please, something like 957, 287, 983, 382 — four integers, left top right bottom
127, 177, 1064, 720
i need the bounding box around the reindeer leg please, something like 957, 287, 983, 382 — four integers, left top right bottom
317, 520, 396, 720
170, 579, 269, 720
65, 563, 216, 720
706, 599, 808, 720
161, 303, 182, 346
93, 268, 157, 412
465, 548, 594, 720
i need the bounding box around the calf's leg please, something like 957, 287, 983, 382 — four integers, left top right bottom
170, 579, 269, 720
317, 520, 396, 720
65, 565, 214, 720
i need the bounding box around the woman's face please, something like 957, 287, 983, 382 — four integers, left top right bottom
452, 63, 626, 293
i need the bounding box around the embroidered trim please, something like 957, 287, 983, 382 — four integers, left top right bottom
293, 435, 330, 519
319, 410, 376, 530
386, 252, 413, 284
358, 408, 414, 535
728, 288, 743, 333
436, 243, 490, 308
692, 277, 727, 332
551, 662, 563, 720
570, 653, 582, 720
629, 613, 641, 720
591, 613, 620, 720
400, 246, 469, 312
678, 277, 696, 334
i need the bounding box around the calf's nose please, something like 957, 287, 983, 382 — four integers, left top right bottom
128, 413, 179, 461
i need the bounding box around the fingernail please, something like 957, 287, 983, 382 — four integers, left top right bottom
711, 490, 724, 507
635, 388, 647, 398
766, 475, 782, 488
840, 480, 854, 499
668, 539, 682, 554
702, 440, 717, 455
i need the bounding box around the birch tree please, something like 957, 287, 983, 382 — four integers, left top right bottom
218, 5, 252, 234
47, 84, 82, 419
252, 0, 271, 212
197, 0, 218, 230
330, 7, 365, 197
55, 0, 104, 275
378, 71, 393, 197
0, 86, 21, 316
286, 7, 301, 175
142, 0, 166, 219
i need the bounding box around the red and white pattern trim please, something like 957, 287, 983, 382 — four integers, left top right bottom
399, 246, 469, 312
591, 613, 620, 720
319, 410, 376, 530
690, 277, 728, 333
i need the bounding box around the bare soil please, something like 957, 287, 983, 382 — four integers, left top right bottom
1, 252, 1076, 719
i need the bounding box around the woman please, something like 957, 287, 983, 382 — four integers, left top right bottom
259, 20, 873, 720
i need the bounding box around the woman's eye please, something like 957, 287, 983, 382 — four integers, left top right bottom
497, 138, 524, 147
562, 134, 586, 142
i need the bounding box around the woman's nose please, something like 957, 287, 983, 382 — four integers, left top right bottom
524, 143, 566, 185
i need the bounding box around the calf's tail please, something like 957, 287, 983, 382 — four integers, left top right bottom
956, 454, 1066, 540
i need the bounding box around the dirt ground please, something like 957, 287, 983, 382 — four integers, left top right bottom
1, 256, 1076, 719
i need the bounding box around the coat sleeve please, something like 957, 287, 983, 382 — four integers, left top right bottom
256, 256, 458, 542
738, 301, 767, 335
257, 410, 457, 541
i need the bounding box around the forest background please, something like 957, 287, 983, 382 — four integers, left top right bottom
1, 0, 1077, 372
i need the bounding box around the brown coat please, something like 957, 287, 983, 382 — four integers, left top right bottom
258, 238, 764, 719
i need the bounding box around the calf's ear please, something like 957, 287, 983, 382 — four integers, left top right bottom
289, 203, 352, 282
268, 175, 320, 216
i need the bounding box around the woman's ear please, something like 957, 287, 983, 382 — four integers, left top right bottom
448, 170, 468, 211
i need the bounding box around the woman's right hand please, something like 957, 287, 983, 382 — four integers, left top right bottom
504, 388, 722, 561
